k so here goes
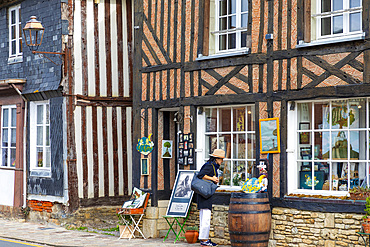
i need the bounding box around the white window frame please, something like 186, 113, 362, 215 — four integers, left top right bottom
287, 97, 370, 197
213, 0, 249, 54
29, 101, 51, 172
196, 105, 256, 190
1, 105, 17, 168
8, 5, 22, 58
312, 0, 363, 42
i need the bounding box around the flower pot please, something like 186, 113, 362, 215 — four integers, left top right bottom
362, 222, 370, 233
185, 230, 199, 244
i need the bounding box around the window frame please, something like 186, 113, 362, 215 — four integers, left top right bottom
213, 0, 249, 54
0, 105, 17, 168
29, 101, 51, 172
287, 97, 370, 197
197, 105, 256, 190
8, 4, 22, 58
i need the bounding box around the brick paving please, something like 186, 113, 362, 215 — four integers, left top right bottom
0, 218, 230, 247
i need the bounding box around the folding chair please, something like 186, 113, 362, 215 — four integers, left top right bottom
116, 193, 150, 240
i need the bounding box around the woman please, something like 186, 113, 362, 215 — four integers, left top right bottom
197, 149, 225, 247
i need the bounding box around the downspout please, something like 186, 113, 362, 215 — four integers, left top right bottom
10, 83, 28, 208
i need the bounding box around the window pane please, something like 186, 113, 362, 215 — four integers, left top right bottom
46, 126, 50, 146
228, 0, 236, 14
219, 17, 227, 31
350, 0, 361, 8
219, 34, 227, 51
241, 13, 248, 28
228, 15, 236, 29
37, 147, 43, 167
321, 0, 331, 13
2, 129, 8, 147
228, 33, 236, 49
233, 134, 246, 159
206, 134, 217, 158
349, 131, 362, 160
333, 15, 343, 34
37, 126, 43, 145
332, 131, 348, 159
10, 149, 16, 167
46, 105, 50, 124
332, 100, 348, 129
219, 0, 227, 16
247, 134, 255, 159
241, 0, 248, 12
11, 129, 16, 147
205, 108, 217, 132
11, 26, 16, 39
45, 147, 51, 168
233, 108, 245, 131
219, 108, 231, 132
219, 134, 231, 158
241, 31, 247, 47
37, 105, 43, 124
19, 38, 22, 53
321, 17, 331, 36
11, 108, 16, 127
314, 102, 330, 129
349, 99, 366, 128
350, 162, 363, 189
11, 41, 16, 55
232, 161, 245, 186
2, 109, 8, 127
2, 149, 8, 167
315, 132, 330, 160
333, 0, 343, 11
298, 103, 311, 124
219, 160, 231, 185
350, 12, 361, 32
247, 106, 255, 131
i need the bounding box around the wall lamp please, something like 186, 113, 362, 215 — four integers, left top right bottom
23, 16, 66, 65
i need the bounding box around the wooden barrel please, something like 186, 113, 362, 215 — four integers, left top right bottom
228, 192, 271, 247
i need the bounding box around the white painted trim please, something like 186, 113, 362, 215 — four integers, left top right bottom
287, 103, 298, 194
74, 0, 83, 95
0, 169, 15, 206
111, 0, 119, 97
8, 5, 22, 58
107, 107, 114, 196
98, 0, 107, 97
117, 107, 124, 195
87, 0, 96, 97
97, 107, 105, 197
27, 194, 67, 204
196, 109, 205, 171
126, 107, 132, 195
75, 107, 83, 198
122, 0, 130, 97
86, 106, 94, 198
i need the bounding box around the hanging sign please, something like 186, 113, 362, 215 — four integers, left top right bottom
136, 134, 154, 155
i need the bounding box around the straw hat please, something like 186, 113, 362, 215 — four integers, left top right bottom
210, 149, 225, 159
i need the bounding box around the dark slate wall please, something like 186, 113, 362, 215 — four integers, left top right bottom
0, 0, 62, 94
27, 97, 64, 197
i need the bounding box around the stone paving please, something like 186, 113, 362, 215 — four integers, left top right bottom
0, 218, 230, 247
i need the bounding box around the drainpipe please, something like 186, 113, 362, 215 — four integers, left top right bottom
10, 84, 28, 208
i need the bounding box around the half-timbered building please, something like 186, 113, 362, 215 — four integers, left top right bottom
133, 0, 370, 244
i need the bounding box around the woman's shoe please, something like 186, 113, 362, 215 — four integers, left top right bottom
200, 240, 217, 246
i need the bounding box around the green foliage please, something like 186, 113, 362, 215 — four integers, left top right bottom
186, 225, 198, 231
365, 197, 370, 217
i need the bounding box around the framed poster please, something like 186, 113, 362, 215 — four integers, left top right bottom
161, 140, 173, 158
141, 158, 149, 175
259, 118, 280, 154
166, 170, 196, 217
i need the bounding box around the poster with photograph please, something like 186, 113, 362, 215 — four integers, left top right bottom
259, 118, 280, 154
166, 170, 196, 217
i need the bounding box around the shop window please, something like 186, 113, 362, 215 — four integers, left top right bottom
301, 0, 363, 45
288, 98, 369, 195
1, 105, 17, 168
199, 105, 256, 187
8, 5, 22, 58
29, 101, 50, 172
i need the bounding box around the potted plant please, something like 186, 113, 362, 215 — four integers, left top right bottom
362, 197, 370, 233
185, 225, 199, 244
117, 213, 134, 238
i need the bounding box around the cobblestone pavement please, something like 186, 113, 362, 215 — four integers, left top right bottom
0, 219, 230, 247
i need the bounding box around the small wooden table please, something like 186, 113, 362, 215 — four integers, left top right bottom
357, 232, 370, 247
